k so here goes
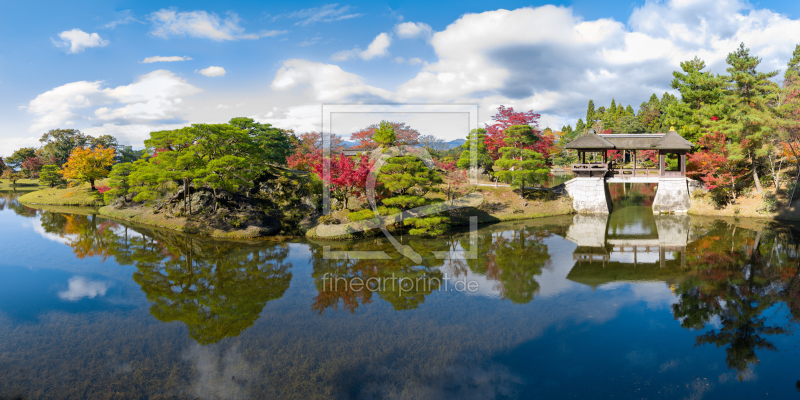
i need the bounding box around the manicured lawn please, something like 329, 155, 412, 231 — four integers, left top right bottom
18, 180, 108, 206
0, 179, 47, 192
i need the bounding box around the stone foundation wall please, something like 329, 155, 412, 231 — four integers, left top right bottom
564, 177, 613, 214
652, 178, 691, 213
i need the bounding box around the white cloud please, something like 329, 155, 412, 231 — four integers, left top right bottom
388, 2, 800, 127
53, 29, 109, 54
332, 32, 392, 60
149, 9, 287, 41
102, 10, 139, 29
216, 104, 230, 109
196, 66, 226, 77
394, 56, 424, 65
282, 4, 363, 26
251, 105, 322, 133
58, 276, 111, 301
141, 55, 192, 63
26, 69, 201, 133
271, 59, 392, 102
394, 21, 433, 39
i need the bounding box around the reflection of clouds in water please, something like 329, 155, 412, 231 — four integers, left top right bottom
535, 236, 580, 298
440, 235, 579, 299
659, 359, 679, 373
718, 369, 757, 383
184, 343, 259, 400
626, 349, 656, 365
24, 219, 73, 245
362, 361, 523, 400
600, 281, 677, 310
684, 378, 714, 400
58, 276, 111, 301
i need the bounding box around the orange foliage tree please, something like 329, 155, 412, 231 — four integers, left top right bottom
61, 146, 116, 190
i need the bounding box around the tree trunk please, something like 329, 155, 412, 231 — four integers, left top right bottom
90, 179, 96, 191
183, 178, 188, 214
753, 167, 764, 194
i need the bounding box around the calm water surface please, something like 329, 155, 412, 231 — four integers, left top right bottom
1, 184, 800, 399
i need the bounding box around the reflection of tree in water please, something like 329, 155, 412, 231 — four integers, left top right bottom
132, 236, 293, 345
0, 191, 38, 217
36, 210, 293, 345
607, 183, 656, 207
310, 238, 444, 313
672, 221, 800, 380
460, 226, 551, 304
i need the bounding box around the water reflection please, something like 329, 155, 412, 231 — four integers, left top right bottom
309, 238, 444, 312
675, 221, 800, 380
8, 186, 800, 397
25, 202, 294, 345
459, 224, 556, 304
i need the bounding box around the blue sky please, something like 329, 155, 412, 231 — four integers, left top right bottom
2, 0, 800, 155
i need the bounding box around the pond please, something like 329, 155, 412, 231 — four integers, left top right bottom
1, 185, 800, 399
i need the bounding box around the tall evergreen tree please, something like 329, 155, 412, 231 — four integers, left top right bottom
586, 100, 596, 127
718, 43, 779, 193
666, 56, 726, 143
575, 118, 586, 134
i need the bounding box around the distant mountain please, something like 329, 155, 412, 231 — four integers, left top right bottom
445, 139, 466, 149
342, 140, 360, 148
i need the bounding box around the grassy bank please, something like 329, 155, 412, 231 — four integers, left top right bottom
688, 187, 800, 221
306, 185, 575, 240
18, 180, 107, 206
0, 178, 47, 192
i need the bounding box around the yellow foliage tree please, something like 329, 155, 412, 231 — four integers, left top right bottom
61, 146, 115, 190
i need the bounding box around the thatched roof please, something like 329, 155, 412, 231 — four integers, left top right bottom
651, 130, 693, 150
564, 133, 614, 150
598, 134, 663, 150
566, 130, 694, 151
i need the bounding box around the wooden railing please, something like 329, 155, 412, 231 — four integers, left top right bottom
570, 162, 610, 170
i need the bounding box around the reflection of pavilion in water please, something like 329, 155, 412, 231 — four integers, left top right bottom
564, 213, 699, 286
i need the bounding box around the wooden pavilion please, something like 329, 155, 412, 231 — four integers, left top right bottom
564, 128, 693, 178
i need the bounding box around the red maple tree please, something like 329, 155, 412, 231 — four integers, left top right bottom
484, 106, 553, 161
287, 132, 345, 171
687, 132, 747, 203
311, 153, 373, 210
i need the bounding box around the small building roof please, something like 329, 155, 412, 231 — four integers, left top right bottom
566, 130, 694, 151
650, 130, 693, 150
564, 133, 614, 150
597, 134, 663, 150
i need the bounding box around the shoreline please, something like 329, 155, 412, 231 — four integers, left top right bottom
17, 184, 800, 239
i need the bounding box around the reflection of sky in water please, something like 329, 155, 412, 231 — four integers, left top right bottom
58, 276, 112, 301
1, 198, 800, 399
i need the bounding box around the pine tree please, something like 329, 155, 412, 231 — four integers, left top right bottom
39, 164, 64, 188
575, 119, 586, 134
492, 126, 550, 199
609, 99, 617, 119
666, 56, 725, 143
626, 105, 635, 115
718, 43, 779, 193
367, 122, 449, 236
586, 100, 596, 127
457, 128, 493, 173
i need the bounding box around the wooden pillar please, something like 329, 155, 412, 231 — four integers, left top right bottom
633, 151, 637, 176
680, 152, 686, 176
659, 151, 665, 177
582, 151, 586, 164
